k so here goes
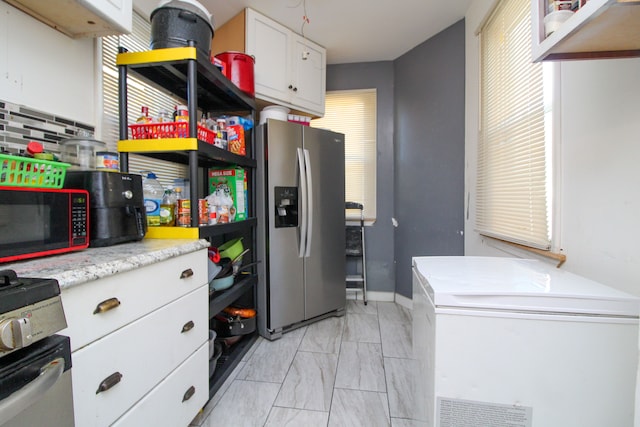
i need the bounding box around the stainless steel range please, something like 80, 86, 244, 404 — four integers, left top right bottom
0, 269, 74, 426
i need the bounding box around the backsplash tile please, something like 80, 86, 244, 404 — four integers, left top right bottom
0, 98, 94, 154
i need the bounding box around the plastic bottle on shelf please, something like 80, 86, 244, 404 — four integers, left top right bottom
142, 171, 165, 227
205, 112, 216, 131
174, 187, 192, 227
159, 189, 177, 226
157, 109, 171, 123
173, 187, 182, 224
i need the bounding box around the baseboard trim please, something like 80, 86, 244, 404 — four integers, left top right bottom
346, 290, 394, 302
346, 290, 413, 309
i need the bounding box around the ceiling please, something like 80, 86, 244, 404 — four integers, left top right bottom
133, 0, 472, 64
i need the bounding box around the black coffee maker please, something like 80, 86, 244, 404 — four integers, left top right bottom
64, 171, 147, 247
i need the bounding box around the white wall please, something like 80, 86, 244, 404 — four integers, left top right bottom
464, 1, 640, 296
465, 1, 640, 424
559, 58, 640, 295
0, 2, 95, 125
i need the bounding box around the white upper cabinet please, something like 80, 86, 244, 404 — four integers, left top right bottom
290, 33, 326, 115
246, 11, 292, 105
4, 0, 132, 38
212, 8, 327, 117
532, 0, 640, 62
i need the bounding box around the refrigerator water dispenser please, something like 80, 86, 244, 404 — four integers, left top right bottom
274, 186, 298, 228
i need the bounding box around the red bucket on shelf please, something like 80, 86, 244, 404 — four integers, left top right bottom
215, 52, 255, 97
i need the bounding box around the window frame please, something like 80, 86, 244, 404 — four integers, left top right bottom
311, 89, 377, 224
476, 0, 560, 253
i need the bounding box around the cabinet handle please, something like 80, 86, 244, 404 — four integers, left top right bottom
293, 87, 298, 92
96, 372, 122, 394
182, 386, 196, 402
93, 298, 121, 315
181, 320, 195, 333
180, 268, 194, 279
288, 84, 293, 89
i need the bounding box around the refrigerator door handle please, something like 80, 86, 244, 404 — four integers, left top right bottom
303, 148, 313, 257
297, 147, 308, 258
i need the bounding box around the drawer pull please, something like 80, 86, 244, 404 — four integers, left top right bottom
93, 298, 121, 315
180, 268, 194, 279
182, 386, 196, 402
96, 372, 123, 394
181, 320, 195, 333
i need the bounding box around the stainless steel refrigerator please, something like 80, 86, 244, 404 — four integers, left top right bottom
256, 119, 346, 340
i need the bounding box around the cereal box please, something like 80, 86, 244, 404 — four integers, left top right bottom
208, 167, 246, 222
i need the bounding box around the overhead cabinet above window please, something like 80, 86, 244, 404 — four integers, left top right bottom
4, 0, 132, 38
532, 0, 640, 61
212, 8, 326, 117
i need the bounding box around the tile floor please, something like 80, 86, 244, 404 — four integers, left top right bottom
189, 300, 423, 427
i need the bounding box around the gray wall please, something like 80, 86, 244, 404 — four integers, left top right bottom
326, 62, 396, 293
394, 20, 466, 297
326, 19, 465, 298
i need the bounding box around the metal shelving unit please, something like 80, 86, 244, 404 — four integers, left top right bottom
116, 45, 259, 399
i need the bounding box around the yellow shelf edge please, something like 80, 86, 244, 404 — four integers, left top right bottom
145, 226, 200, 239
116, 47, 198, 66
118, 138, 199, 152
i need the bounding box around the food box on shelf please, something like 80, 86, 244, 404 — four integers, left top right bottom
227, 124, 246, 155
208, 167, 247, 222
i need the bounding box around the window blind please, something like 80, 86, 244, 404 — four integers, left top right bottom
477, 0, 550, 249
101, 12, 187, 188
311, 89, 377, 222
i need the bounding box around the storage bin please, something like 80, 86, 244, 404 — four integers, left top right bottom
129, 122, 215, 144
0, 154, 70, 188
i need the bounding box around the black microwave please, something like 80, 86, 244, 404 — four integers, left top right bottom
0, 186, 89, 263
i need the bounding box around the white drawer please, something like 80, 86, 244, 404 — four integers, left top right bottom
71, 285, 208, 427
112, 342, 209, 427
61, 249, 207, 351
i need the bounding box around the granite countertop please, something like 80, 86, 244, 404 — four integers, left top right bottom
2, 239, 210, 290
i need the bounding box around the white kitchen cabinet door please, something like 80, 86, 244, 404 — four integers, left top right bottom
71, 285, 208, 427
245, 8, 326, 116
4, 0, 132, 37
83, 0, 132, 35
246, 9, 292, 104
112, 343, 209, 427
291, 34, 326, 116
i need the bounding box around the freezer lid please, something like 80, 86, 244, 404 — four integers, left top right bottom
412, 256, 640, 317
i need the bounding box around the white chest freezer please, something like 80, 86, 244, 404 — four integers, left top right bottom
412, 256, 639, 427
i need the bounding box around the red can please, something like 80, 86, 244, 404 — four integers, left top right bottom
198, 199, 208, 226
177, 199, 191, 227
